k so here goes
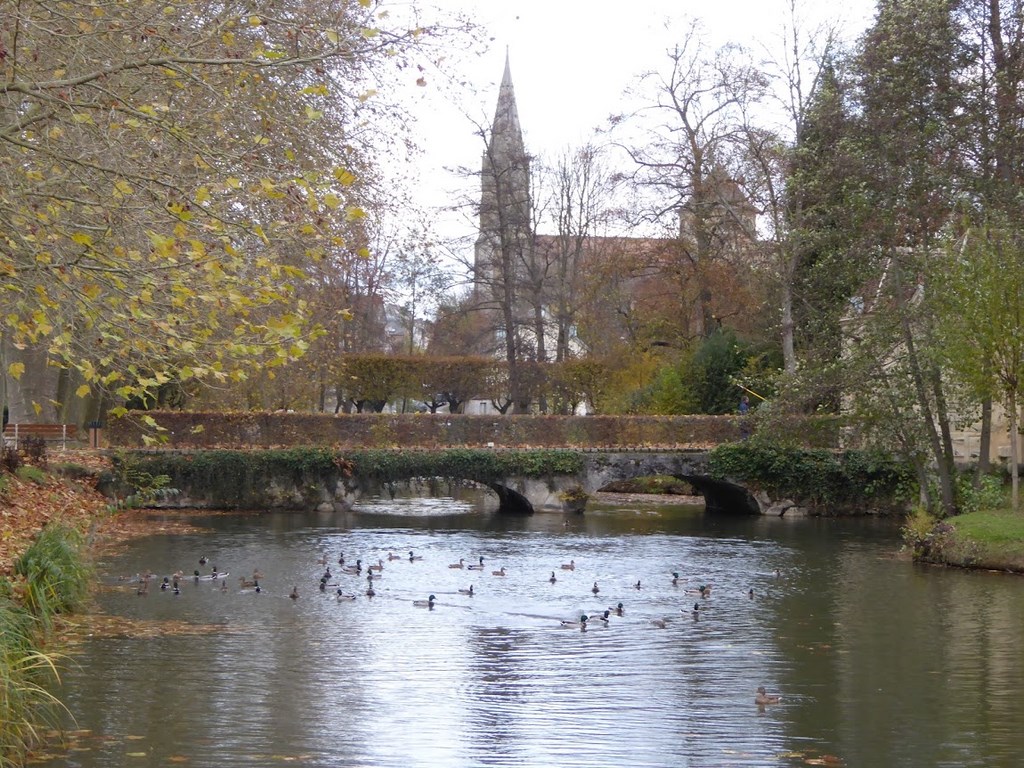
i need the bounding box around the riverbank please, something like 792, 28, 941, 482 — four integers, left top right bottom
905, 506, 1024, 573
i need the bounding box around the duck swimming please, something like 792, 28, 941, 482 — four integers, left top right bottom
491, 566, 506, 576
672, 572, 680, 586
560, 614, 588, 631
610, 602, 624, 616
341, 560, 362, 575
413, 594, 436, 607
650, 618, 668, 629
755, 687, 781, 705
591, 582, 600, 594
336, 589, 356, 601
549, 571, 557, 584
458, 585, 474, 596
467, 556, 485, 571
560, 559, 575, 571
409, 551, 423, 562
289, 586, 299, 599
448, 558, 465, 569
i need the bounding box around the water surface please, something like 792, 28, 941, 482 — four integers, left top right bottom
38, 493, 1024, 767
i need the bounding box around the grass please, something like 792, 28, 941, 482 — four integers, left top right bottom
0, 594, 68, 766
907, 492, 1024, 572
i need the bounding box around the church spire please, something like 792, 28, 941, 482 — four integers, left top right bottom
491, 50, 525, 159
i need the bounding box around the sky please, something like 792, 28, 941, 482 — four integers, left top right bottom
395, 0, 879, 246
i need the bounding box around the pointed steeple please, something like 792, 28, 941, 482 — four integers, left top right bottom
491, 51, 525, 160
475, 52, 533, 300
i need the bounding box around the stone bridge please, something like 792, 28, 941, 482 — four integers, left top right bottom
451, 450, 762, 516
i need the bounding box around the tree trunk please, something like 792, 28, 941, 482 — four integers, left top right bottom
976, 396, 992, 487
1010, 388, 1019, 511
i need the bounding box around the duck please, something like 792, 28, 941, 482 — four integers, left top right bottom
687, 584, 712, 597
340, 559, 362, 575
254, 584, 261, 594
368, 559, 384, 573
199, 556, 208, 565
560, 559, 575, 571
413, 594, 436, 607
689, 602, 701, 619
315, 552, 328, 566
336, 589, 356, 601
319, 579, 327, 592
467, 556, 485, 571
748, 588, 755, 599
160, 577, 170, 591
591, 582, 600, 594
549, 571, 557, 584
491, 566, 506, 576
755, 686, 781, 705
458, 585, 475, 596
337, 552, 345, 565
173, 585, 181, 595
252, 569, 263, 581
590, 610, 611, 624
289, 586, 299, 599
609, 602, 624, 616
560, 614, 588, 631
387, 551, 402, 561
409, 551, 423, 562
671, 572, 680, 586
239, 576, 257, 588
634, 580, 642, 590
365, 584, 376, 597
321, 568, 333, 581
448, 558, 465, 569
650, 618, 668, 629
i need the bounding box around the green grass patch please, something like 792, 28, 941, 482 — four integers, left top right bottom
908, 508, 1024, 571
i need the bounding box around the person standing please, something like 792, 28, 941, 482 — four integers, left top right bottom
738, 395, 751, 439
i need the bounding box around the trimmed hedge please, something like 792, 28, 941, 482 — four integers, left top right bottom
105, 411, 842, 450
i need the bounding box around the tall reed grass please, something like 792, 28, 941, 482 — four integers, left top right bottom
0, 523, 91, 764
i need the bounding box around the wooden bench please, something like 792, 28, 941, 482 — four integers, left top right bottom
2, 423, 76, 449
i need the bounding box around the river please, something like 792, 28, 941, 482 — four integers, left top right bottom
35, 491, 1024, 767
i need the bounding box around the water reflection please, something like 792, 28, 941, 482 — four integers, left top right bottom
37, 493, 1024, 767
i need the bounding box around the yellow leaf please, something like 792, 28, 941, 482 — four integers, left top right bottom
361, 28, 379, 39
194, 154, 211, 170
196, 187, 211, 204
75, 384, 91, 398
333, 168, 357, 187
113, 179, 134, 198
322, 193, 341, 209
305, 105, 323, 120
326, 29, 339, 45
356, 247, 370, 259
359, 0, 371, 5
71, 232, 93, 247
8, 362, 25, 380
248, 15, 262, 26
71, 112, 94, 124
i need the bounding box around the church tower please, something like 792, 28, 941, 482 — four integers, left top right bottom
473, 53, 533, 302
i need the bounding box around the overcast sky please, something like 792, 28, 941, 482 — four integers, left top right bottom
397, 0, 878, 245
